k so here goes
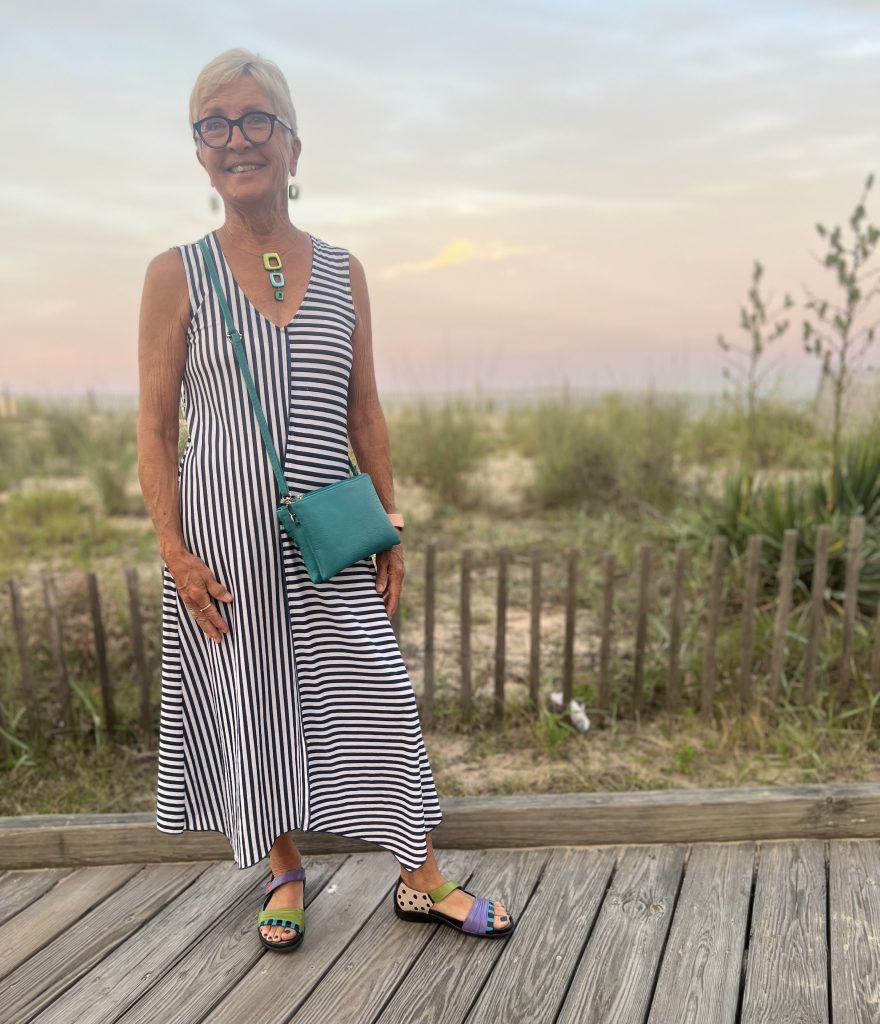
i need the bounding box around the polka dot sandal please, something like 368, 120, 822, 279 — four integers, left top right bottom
393, 876, 515, 939
257, 867, 306, 952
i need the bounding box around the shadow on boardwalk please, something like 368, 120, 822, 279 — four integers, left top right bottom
0, 836, 878, 1023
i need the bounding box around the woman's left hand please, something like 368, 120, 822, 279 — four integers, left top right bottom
375, 538, 404, 617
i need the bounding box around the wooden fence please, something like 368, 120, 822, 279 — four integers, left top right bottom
1, 516, 877, 754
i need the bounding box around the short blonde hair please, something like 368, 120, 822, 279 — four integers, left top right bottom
189, 48, 298, 136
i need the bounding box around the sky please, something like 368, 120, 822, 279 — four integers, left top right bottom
2, 0, 879, 399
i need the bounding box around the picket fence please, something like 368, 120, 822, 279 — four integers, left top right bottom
1, 516, 876, 754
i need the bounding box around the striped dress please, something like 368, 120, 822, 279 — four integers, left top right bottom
155, 230, 443, 871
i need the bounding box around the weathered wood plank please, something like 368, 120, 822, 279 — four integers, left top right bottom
376, 849, 547, 1024
30, 860, 264, 1024
0, 863, 141, 979
0, 861, 207, 1024
212, 849, 478, 1024
556, 844, 686, 1023
466, 847, 617, 1024
740, 840, 828, 1024
647, 843, 755, 1024
115, 854, 345, 1024
2, 784, 879, 868
0, 868, 74, 927
829, 839, 880, 1024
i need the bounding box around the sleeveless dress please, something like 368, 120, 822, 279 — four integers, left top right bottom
154, 230, 443, 871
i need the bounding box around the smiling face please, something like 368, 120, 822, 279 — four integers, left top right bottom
195, 72, 301, 211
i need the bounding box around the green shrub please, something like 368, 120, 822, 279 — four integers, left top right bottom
682, 401, 821, 470
0, 490, 125, 573
387, 399, 491, 508
509, 394, 685, 512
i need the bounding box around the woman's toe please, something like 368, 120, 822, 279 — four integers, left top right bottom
493, 900, 510, 929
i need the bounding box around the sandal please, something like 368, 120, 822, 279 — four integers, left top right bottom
392, 876, 515, 939
257, 867, 306, 952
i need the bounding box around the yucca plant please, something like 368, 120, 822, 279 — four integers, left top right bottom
700, 433, 880, 612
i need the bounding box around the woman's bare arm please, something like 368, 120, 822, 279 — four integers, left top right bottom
346, 253, 404, 615
137, 250, 232, 641
136, 250, 190, 562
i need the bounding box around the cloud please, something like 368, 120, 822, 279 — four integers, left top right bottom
378, 239, 535, 280
671, 110, 796, 150
303, 187, 689, 229
828, 39, 880, 60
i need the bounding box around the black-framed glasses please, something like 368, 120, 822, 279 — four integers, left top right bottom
192, 111, 294, 148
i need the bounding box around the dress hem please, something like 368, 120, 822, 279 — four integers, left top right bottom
155, 809, 445, 872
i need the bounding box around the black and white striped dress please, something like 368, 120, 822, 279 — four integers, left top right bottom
155, 230, 443, 871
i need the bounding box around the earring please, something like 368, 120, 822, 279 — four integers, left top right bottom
288, 182, 299, 201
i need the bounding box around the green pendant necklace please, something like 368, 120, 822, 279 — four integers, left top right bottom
262, 252, 285, 301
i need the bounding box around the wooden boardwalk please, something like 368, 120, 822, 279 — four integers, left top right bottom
1, 837, 878, 1024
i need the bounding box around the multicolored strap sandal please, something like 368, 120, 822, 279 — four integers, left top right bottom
393, 876, 515, 939
257, 867, 306, 952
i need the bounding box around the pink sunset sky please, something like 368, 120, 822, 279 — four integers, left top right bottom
2, 0, 879, 398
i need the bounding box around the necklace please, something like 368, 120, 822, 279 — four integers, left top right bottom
262, 252, 285, 302
219, 230, 298, 303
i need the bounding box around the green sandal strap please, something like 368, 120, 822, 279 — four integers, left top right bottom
428, 880, 461, 904
258, 906, 305, 929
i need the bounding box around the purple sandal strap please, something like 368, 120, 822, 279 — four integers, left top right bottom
266, 867, 305, 892
462, 895, 492, 935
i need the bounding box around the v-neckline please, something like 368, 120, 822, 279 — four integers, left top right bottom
213, 229, 316, 331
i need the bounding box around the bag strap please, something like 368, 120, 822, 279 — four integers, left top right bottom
197, 236, 357, 497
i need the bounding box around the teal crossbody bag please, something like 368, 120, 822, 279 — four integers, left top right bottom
197, 237, 400, 583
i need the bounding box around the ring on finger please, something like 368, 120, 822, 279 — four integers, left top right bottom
199, 602, 211, 612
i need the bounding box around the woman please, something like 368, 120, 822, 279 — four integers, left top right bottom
137, 48, 513, 951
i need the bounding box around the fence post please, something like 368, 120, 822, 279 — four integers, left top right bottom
871, 604, 880, 698
87, 571, 116, 737
738, 535, 763, 712
460, 546, 472, 725
769, 529, 799, 705
666, 545, 688, 714
42, 572, 73, 735
802, 524, 832, 705
494, 547, 509, 725
633, 544, 651, 719
700, 537, 727, 723
562, 548, 578, 712
529, 550, 542, 710
838, 515, 865, 704
8, 579, 38, 743
423, 541, 436, 729
598, 552, 614, 718
125, 567, 152, 747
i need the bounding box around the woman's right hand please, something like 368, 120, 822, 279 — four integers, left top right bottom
168, 551, 233, 643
